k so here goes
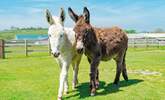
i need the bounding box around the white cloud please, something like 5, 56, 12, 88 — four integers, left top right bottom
86, 3, 165, 31
0, 14, 47, 30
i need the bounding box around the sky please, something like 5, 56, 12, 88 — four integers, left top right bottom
0, 0, 165, 32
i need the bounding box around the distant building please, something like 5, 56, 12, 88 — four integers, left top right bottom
15, 34, 48, 40
128, 33, 165, 38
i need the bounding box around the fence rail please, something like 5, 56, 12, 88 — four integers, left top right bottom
128, 37, 165, 47
0, 37, 165, 59
1, 39, 51, 58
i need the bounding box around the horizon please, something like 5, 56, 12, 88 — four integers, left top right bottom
0, 0, 165, 32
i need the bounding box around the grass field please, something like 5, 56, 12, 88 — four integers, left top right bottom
0, 47, 165, 100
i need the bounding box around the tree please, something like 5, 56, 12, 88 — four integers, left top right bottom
10, 26, 19, 30
124, 29, 137, 34
154, 28, 164, 33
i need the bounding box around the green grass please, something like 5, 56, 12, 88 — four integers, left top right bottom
0, 47, 165, 100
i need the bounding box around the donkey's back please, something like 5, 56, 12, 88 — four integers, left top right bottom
94, 26, 128, 61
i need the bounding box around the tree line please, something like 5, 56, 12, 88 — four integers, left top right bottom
5, 26, 165, 34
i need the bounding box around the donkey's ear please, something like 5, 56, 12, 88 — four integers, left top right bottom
68, 7, 78, 22
83, 7, 90, 24
45, 9, 54, 25
60, 8, 65, 25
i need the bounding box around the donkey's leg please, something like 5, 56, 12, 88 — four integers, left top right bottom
56, 59, 62, 69
88, 57, 99, 88
114, 50, 125, 85
90, 56, 100, 96
113, 60, 122, 85
122, 54, 128, 81
113, 50, 126, 85
58, 62, 69, 99
95, 69, 99, 89
72, 56, 81, 89
64, 75, 69, 94
72, 63, 79, 89
57, 59, 68, 95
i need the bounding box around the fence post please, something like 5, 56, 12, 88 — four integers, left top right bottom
48, 39, 51, 55
146, 37, 149, 48
157, 40, 159, 48
25, 40, 28, 56
133, 38, 136, 48
0, 40, 5, 59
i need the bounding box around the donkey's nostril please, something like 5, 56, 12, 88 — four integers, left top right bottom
53, 52, 60, 57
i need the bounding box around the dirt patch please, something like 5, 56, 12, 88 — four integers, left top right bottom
128, 70, 162, 76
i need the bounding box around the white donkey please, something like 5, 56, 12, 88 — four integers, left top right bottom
45, 8, 82, 100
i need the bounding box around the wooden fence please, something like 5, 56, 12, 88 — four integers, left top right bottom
0, 40, 5, 59
0, 39, 51, 59
0, 38, 165, 59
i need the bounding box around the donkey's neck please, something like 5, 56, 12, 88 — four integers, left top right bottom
84, 27, 98, 50
60, 34, 72, 51
59, 29, 76, 56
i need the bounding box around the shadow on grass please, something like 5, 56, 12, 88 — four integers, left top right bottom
65, 79, 143, 99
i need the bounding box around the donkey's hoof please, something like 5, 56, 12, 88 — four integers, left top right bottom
64, 91, 69, 95
72, 84, 77, 90
113, 81, 119, 85
58, 97, 62, 100
72, 86, 76, 90
90, 92, 95, 96
72, 81, 78, 89
96, 85, 99, 89
90, 88, 96, 96
95, 82, 99, 89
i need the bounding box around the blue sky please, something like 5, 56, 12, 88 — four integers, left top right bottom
0, 0, 165, 31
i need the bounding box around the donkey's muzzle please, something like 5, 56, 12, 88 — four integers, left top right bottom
77, 48, 83, 54
52, 52, 60, 58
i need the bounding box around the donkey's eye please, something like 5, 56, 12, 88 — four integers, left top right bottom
48, 34, 51, 37
60, 34, 63, 38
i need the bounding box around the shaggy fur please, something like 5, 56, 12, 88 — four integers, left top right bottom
68, 7, 128, 96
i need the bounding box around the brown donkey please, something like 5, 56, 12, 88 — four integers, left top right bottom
68, 7, 128, 96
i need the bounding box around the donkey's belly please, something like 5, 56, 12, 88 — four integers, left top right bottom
84, 48, 116, 61
101, 56, 112, 61
101, 54, 117, 61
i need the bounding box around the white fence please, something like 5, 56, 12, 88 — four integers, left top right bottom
1, 33, 165, 58
128, 33, 165, 47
